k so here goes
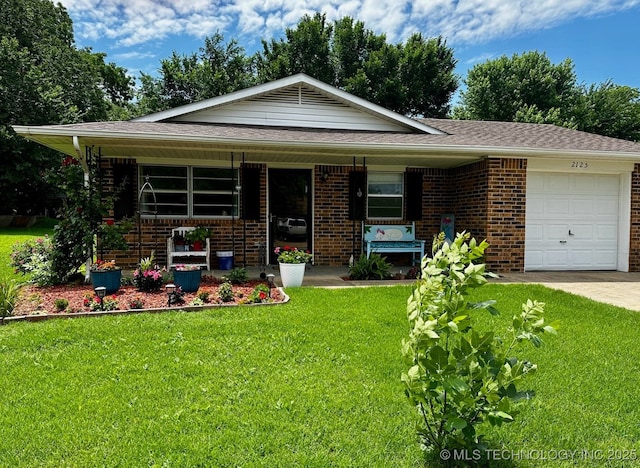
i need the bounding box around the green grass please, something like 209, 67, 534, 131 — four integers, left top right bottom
0, 285, 639, 466
0, 218, 57, 279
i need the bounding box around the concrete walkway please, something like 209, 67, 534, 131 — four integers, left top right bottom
215, 266, 640, 312
494, 271, 640, 312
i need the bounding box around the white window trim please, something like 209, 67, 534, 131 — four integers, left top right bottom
367, 171, 404, 220
140, 165, 239, 219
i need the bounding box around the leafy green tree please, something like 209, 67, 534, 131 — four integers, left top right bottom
399, 34, 457, 117
332, 17, 384, 87
574, 81, 640, 141
134, 32, 255, 115
255, 13, 457, 117
454, 51, 640, 141
453, 51, 578, 123
256, 13, 333, 84
0, 0, 133, 214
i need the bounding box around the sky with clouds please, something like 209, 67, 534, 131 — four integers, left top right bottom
58, 0, 640, 93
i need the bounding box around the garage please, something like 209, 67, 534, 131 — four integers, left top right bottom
525, 172, 621, 271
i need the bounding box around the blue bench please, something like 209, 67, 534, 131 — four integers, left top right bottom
363, 223, 425, 265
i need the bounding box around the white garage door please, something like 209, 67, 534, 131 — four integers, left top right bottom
525, 172, 619, 271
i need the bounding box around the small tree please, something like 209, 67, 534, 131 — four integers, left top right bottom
401, 232, 557, 454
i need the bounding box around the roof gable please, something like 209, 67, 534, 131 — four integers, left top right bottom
133, 74, 444, 134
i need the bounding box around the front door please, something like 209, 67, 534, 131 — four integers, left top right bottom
268, 169, 312, 264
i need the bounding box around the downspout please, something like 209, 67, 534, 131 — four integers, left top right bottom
231, 152, 236, 265
74, 136, 93, 284
242, 152, 246, 267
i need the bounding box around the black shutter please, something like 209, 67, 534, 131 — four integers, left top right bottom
113, 163, 136, 220
405, 171, 423, 221
242, 167, 261, 220
349, 171, 366, 221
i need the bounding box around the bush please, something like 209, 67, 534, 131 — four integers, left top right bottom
0, 277, 22, 318
10, 237, 56, 286
217, 281, 234, 303
348, 253, 392, 280
222, 267, 248, 284
54, 298, 68, 312
248, 284, 270, 303
401, 232, 557, 454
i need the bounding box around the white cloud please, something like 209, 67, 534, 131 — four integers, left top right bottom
58, 0, 640, 53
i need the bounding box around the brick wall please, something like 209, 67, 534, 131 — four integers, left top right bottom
452, 160, 489, 241
99, 157, 529, 271
314, 166, 362, 266
419, 168, 451, 244
484, 158, 527, 272
630, 164, 640, 271
102, 161, 268, 270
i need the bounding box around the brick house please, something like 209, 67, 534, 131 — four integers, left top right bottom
14, 74, 640, 272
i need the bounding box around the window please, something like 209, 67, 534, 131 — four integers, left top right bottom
140, 165, 239, 218
140, 166, 188, 216
367, 172, 403, 219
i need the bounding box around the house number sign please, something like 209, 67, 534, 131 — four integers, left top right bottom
570, 161, 589, 169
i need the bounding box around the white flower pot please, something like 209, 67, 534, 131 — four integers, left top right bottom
279, 262, 306, 287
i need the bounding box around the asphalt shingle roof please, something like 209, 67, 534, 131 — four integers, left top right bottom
41, 117, 640, 155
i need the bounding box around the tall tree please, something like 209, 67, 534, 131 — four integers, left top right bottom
574, 81, 640, 141
255, 13, 457, 117
0, 0, 133, 214
454, 51, 640, 141
453, 51, 578, 125
134, 32, 254, 116
399, 34, 458, 118
256, 13, 334, 84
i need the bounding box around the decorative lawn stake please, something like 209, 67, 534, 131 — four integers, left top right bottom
401, 232, 558, 457
94, 287, 106, 311
165, 284, 176, 307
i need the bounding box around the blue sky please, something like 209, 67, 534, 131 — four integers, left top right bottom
58, 0, 640, 96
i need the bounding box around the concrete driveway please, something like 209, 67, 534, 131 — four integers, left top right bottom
493, 271, 640, 312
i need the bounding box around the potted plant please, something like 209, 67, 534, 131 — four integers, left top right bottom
172, 231, 187, 251
185, 226, 210, 251
274, 246, 313, 287
172, 264, 202, 292
90, 259, 122, 294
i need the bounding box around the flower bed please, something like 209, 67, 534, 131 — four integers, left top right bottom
12, 276, 285, 317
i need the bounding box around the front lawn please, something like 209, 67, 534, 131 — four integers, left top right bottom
0, 218, 57, 279
1, 285, 639, 466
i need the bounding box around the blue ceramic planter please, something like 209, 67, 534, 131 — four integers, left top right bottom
90, 269, 122, 295
173, 269, 202, 293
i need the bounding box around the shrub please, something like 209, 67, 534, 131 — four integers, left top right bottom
348, 253, 392, 280
0, 277, 22, 319
218, 281, 234, 303
129, 297, 144, 309
222, 267, 248, 284
197, 291, 210, 303
401, 232, 557, 454
10, 237, 56, 286
248, 284, 270, 303
54, 298, 69, 312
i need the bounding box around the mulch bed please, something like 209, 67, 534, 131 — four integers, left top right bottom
12, 275, 285, 317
